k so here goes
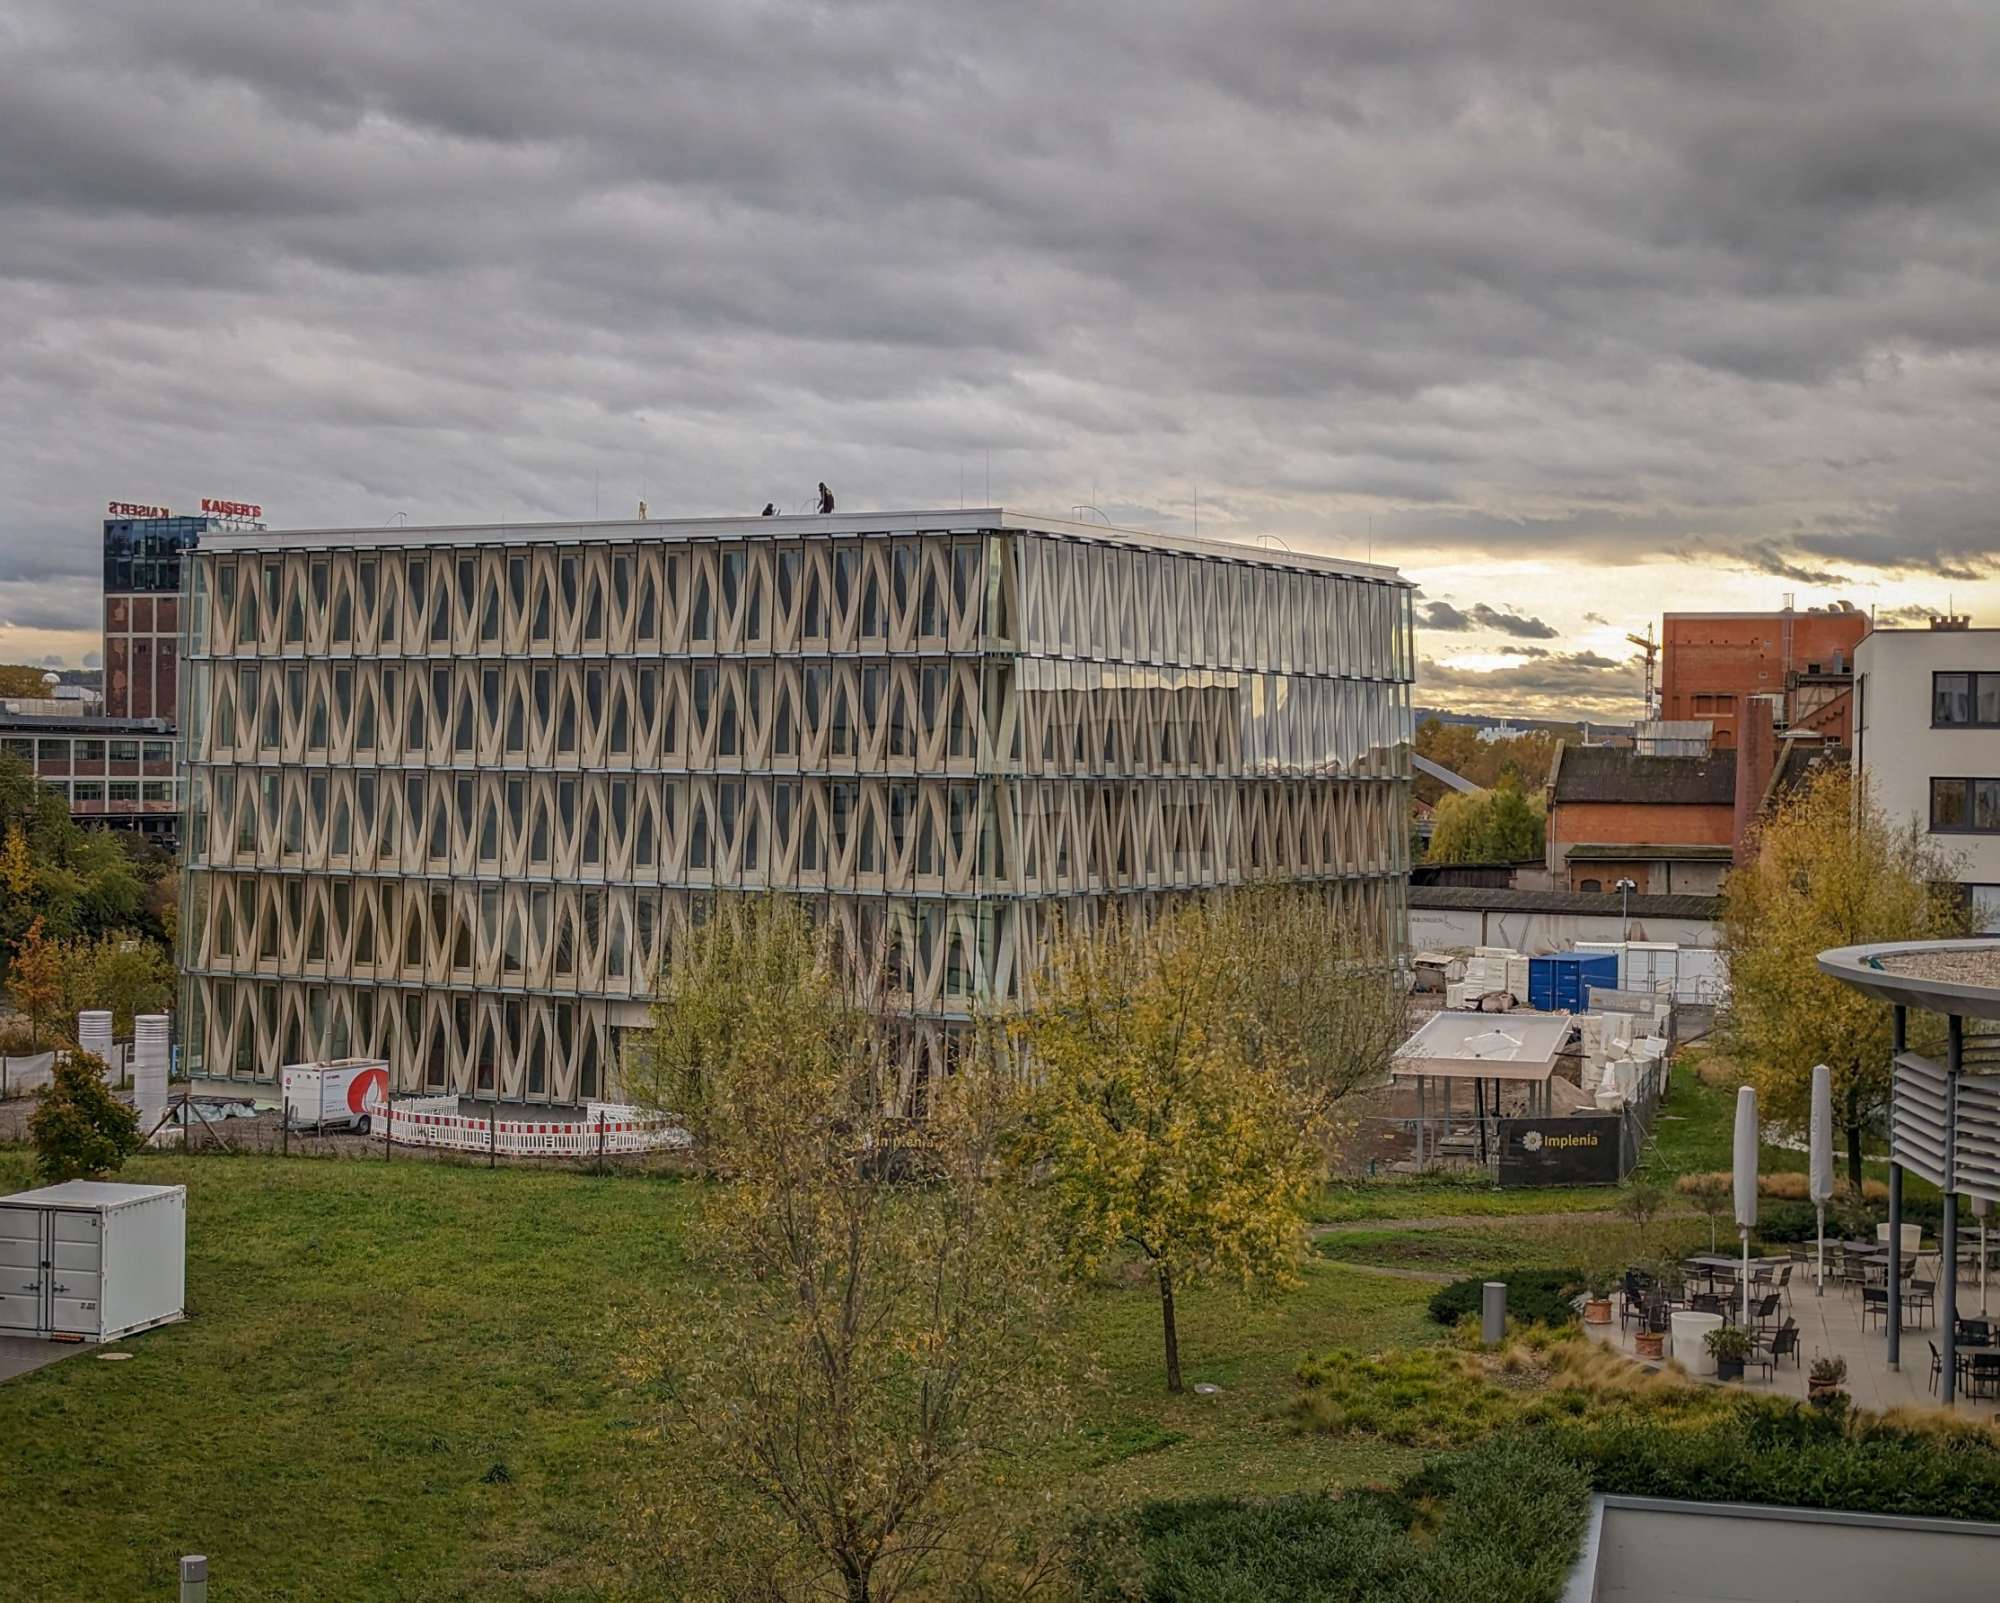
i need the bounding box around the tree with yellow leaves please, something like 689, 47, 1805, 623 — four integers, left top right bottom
1722, 767, 1969, 1189
625, 896, 1067, 1603
7, 917, 66, 1048
1014, 887, 1401, 1393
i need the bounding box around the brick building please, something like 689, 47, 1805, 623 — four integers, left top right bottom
1660, 605, 1870, 749
1544, 744, 1737, 895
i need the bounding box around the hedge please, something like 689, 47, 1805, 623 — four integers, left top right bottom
1551, 1397, 2000, 1523
1072, 1433, 1591, 1603
1428, 1268, 1581, 1328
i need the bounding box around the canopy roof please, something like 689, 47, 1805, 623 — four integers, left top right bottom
1817, 940, 2000, 1022
1392, 1010, 1575, 1083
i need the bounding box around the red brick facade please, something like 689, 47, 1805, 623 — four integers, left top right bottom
1660, 609, 1868, 749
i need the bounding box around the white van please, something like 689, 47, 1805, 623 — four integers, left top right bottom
281, 1059, 390, 1133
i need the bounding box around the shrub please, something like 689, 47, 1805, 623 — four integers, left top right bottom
1073, 1432, 1590, 1603
28, 1048, 142, 1184
1551, 1398, 2000, 1522
1429, 1269, 1581, 1328
1748, 1199, 1819, 1244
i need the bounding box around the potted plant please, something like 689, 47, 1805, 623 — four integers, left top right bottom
1807, 1352, 1848, 1405
1706, 1325, 1752, 1382
1582, 1268, 1618, 1326
1634, 1321, 1666, 1360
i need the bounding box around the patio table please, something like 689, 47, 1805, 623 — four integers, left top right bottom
1670, 1310, 1725, 1375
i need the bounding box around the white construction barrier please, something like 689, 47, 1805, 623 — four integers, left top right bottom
381, 1099, 690, 1157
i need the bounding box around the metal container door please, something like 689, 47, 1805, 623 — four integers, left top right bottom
48, 1210, 104, 1336
0, 1204, 42, 1332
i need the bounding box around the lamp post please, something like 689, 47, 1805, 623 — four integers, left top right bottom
1615, 878, 1637, 942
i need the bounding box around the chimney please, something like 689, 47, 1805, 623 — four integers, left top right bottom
1733, 695, 1777, 862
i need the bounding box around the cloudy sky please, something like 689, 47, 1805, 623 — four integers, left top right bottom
7, 1, 2000, 717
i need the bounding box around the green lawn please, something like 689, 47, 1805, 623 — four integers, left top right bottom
0, 1150, 1436, 1602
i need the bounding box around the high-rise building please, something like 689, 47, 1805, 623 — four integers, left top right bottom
102, 510, 223, 720
1659, 605, 1870, 750
176, 510, 1414, 1102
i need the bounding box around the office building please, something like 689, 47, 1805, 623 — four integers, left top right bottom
1660, 605, 1869, 750
1855, 621, 2000, 933
176, 510, 1415, 1102
103, 509, 230, 721
0, 714, 182, 842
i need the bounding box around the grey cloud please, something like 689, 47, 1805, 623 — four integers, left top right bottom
6, 0, 2000, 631
1419, 650, 1643, 721
1469, 604, 1560, 639
1417, 599, 1558, 637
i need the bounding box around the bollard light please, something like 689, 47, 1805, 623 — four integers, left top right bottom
1482, 1281, 1506, 1347
180, 1554, 207, 1603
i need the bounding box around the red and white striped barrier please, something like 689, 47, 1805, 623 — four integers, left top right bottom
379, 1099, 690, 1157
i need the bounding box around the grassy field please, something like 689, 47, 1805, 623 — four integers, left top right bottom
0, 1148, 1437, 1603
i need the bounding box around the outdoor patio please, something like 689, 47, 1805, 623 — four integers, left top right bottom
1581, 1245, 2000, 1418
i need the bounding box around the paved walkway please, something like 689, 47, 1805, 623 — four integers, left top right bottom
0, 1334, 84, 1385
1311, 1208, 1630, 1236
1583, 1264, 2000, 1420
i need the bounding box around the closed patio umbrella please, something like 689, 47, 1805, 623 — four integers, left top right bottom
1976, 1195, 1992, 1318
1734, 1086, 1759, 1330
1809, 1065, 1833, 1295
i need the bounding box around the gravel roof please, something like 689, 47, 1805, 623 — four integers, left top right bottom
1874, 947, 2000, 988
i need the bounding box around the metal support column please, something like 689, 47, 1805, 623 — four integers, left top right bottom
1943, 1014, 1963, 1405
1415, 1076, 1426, 1168
1888, 1004, 1906, 1371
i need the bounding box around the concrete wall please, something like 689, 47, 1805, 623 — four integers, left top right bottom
1856, 627, 2000, 932
1577, 1497, 2000, 1603
1410, 905, 1720, 954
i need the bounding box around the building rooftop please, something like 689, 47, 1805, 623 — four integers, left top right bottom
1563, 842, 1735, 863
1409, 885, 1722, 920
200, 507, 1408, 583
1550, 745, 1737, 807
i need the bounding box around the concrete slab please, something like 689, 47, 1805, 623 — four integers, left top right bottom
0, 1334, 86, 1384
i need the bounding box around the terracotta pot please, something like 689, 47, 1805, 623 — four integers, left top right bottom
1635, 1331, 1666, 1360
1583, 1298, 1613, 1325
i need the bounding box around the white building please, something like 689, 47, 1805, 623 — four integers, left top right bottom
1854, 622, 2000, 932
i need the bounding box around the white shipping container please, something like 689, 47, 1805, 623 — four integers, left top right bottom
0, 1181, 186, 1342
282, 1058, 390, 1133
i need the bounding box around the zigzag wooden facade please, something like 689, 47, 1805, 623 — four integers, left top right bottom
178, 511, 1413, 1105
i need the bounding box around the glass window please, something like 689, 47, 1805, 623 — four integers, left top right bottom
1933, 777, 1970, 830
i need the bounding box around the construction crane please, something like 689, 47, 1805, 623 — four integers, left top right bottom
1626, 624, 1658, 721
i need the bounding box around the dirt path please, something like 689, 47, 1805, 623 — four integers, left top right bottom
1324, 1262, 1457, 1285
1309, 1208, 1631, 1236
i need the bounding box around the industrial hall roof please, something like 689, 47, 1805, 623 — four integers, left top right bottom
1408, 885, 1722, 920
1549, 744, 1736, 808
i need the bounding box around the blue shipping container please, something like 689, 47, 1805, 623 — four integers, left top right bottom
1526, 953, 1618, 1013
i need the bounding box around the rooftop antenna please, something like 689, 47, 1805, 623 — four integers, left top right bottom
382, 512, 408, 527
985, 449, 990, 506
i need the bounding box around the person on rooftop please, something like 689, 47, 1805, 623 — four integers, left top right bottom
817, 482, 835, 514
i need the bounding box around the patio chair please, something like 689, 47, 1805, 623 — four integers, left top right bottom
1965, 1353, 2000, 1401
1906, 1278, 1937, 1330
1748, 1321, 1801, 1380
1955, 1317, 1993, 1347
1773, 1264, 1794, 1310
1930, 1339, 1945, 1396
1753, 1292, 1783, 1329
1861, 1285, 1890, 1333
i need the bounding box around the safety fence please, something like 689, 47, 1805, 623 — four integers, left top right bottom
379, 1099, 692, 1158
